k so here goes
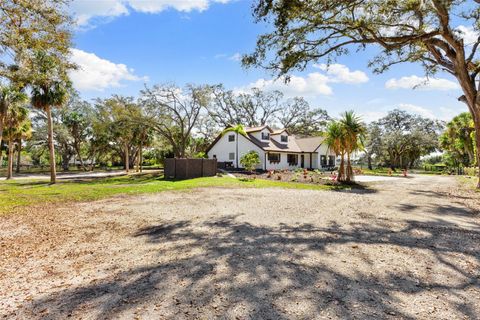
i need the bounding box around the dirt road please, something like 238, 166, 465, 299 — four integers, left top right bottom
1, 175, 479, 319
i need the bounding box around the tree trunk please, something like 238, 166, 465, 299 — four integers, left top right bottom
135, 149, 140, 173
75, 143, 87, 171
236, 132, 239, 168
15, 138, 21, 173
473, 115, 480, 188
139, 141, 143, 173
367, 152, 372, 170
338, 152, 345, 182
125, 141, 129, 173
0, 114, 4, 169
46, 106, 57, 184
409, 158, 415, 170
62, 153, 71, 171
346, 152, 353, 182
6, 139, 13, 180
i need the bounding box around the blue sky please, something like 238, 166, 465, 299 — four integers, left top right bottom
69, 0, 476, 122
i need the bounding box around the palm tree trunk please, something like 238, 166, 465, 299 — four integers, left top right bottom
125, 141, 129, 173
135, 148, 140, 172
236, 132, 239, 168
338, 152, 345, 182
346, 152, 352, 182
6, 139, 14, 179
16, 138, 21, 173
0, 114, 4, 169
0, 113, 4, 165
139, 141, 143, 173
46, 106, 57, 184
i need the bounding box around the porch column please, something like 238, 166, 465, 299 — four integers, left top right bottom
309, 152, 313, 170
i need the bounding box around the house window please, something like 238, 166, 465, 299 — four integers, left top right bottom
228, 134, 235, 142
229, 152, 235, 160
268, 153, 280, 163
321, 155, 327, 167
287, 154, 298, 165
261, 132, 270, 140
328, 155, 335, 166
281, 135, 288, 143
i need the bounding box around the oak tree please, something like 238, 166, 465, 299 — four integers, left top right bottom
244, 0, 480, 186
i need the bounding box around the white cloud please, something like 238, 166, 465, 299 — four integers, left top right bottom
70, 1, 129, 27
69, 48, 148, 91
397, 104, 464, 121
455, 25, 479, 45
360, 111, 387, 123
71, 0, 232, 27
237, 64, 368, 97
360, 104, 463, 123
385, 75, 459, 91
239, 73, 332, 97
228, 53, 242, 62
313, 63, 369, 84
397, 103, 436, 119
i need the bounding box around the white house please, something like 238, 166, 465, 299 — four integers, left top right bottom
206, 125, 337, 170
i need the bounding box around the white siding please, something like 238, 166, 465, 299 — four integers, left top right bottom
207, 133, 265, 169
208, 131, 337, 171
265, 153, 313, 170
315, 143, 337, 168
250, 129, 271, 142
271, 133, 288, 145
311, 153, 319, 169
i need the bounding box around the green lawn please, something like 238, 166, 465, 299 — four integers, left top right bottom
0, 173, 344, 215
359, 167, 443, 176
457, 175, 480, 191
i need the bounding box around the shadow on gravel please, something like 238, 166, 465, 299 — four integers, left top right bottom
13, 213, 480, 319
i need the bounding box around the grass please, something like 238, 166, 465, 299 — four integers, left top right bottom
359, 167, 444, 177
457, 175, 480, 192
359, 168, 406, 177
0, 173, 346, 215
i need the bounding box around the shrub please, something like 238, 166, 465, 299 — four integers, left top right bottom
240, 151, 260, 173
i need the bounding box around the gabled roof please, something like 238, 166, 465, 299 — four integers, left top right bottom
245, 125, 272, 133
295, 136, 326, 153
247, 133, 303, 152
271, 128, 288, 135
205, 126, 327, 154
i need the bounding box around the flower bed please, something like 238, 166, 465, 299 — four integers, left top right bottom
234, 169, 339, 186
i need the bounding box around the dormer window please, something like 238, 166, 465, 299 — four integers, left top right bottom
281, 135, 288, 143
261, 132, 270, 140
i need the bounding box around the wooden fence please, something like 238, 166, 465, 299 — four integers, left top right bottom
164, 158, 217, 179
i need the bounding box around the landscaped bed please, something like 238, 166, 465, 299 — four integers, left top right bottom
233, 168, 341, 186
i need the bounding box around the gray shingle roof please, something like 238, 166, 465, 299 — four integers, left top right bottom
246, 134, 325, 153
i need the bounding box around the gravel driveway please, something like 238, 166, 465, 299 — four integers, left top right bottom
1, 175, 479, 319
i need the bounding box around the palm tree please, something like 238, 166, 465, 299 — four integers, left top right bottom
15, 120, 32, 174
30, 52, 70, 184
0, 85, 27, 168
325, 121, 346, 182
3, 105, 29, 179
221, 124, 247, 168
340, 111, 366, 182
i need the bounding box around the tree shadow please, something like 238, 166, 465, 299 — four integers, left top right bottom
410, 189, 472, 200
10, 213, 480, 319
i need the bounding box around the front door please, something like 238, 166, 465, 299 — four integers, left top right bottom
300, 155, 305, 168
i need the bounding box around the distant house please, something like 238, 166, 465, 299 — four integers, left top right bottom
206, 125, 337, 170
